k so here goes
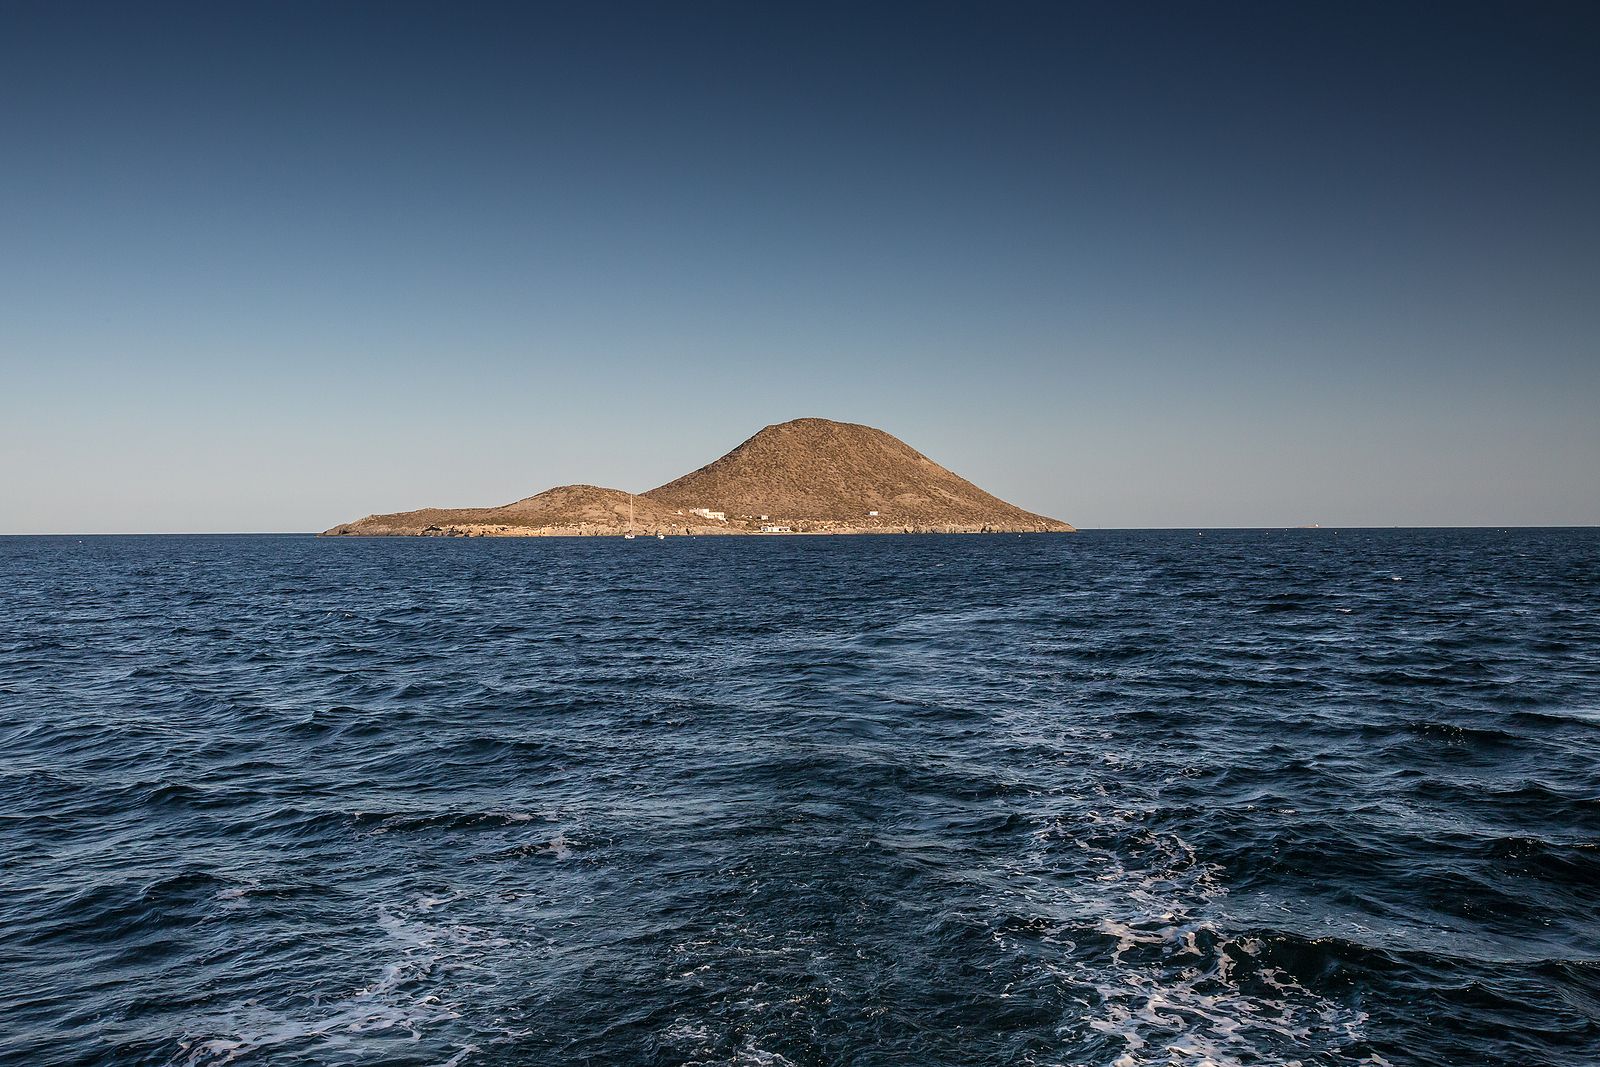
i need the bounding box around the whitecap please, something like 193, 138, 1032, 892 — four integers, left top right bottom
1004, 810, 1372, 1065
175, 901, 509, 1066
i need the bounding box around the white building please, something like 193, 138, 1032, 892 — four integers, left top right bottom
760, 524, 792, 533
690, 508, 726, 521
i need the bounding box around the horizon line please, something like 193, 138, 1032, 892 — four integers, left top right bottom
3, 525, 1597, 538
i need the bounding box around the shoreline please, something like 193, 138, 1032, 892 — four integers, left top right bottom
320, 523, 1073, 538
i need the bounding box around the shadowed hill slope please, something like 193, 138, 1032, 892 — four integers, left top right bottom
324, 419, 1072, 536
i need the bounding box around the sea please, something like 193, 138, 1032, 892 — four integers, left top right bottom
2, 529, 1597, 1067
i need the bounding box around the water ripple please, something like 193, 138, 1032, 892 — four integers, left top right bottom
1, 529, 1597, 1065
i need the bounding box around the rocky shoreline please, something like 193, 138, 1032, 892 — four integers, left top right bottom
328, 520, 1063, 538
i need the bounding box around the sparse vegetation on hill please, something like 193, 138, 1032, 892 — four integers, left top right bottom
324, 419, 1072, 536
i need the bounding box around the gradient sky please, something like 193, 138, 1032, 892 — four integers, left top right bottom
3, 1, 1597, 532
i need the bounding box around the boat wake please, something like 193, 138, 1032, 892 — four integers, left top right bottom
176, 897, 501, 1066
1008, 808, 1381, 1066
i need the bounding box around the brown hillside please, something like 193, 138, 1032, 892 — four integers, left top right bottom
489, 485, 683, 527
643, 418, 1072, 531
323, 485, 717, 537
324, 418, 1072, 536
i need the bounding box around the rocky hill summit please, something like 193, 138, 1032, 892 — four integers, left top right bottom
324, 418, 1072, 536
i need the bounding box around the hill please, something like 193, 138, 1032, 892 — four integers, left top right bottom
644, 419, 1070, 532
322, 484, 720, 538
324, 418, 1072, 536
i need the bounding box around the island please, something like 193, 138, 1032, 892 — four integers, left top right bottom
323, 418, 1074, 537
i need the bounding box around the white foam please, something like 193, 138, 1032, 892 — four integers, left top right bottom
1011, 809, 1376, 1065
535, 832, 572, 859
176, 902, 506, 1066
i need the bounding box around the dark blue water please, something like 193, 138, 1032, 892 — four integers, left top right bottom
3, 530, 1598, 1066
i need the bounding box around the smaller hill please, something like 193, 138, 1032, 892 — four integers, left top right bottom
323, 485, 722, 537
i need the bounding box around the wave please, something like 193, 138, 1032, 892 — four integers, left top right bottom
1010, 812, 1381, 1065
175, 897, 505, 1066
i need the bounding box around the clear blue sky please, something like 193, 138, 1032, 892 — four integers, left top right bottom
3, 1, 1596, 532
